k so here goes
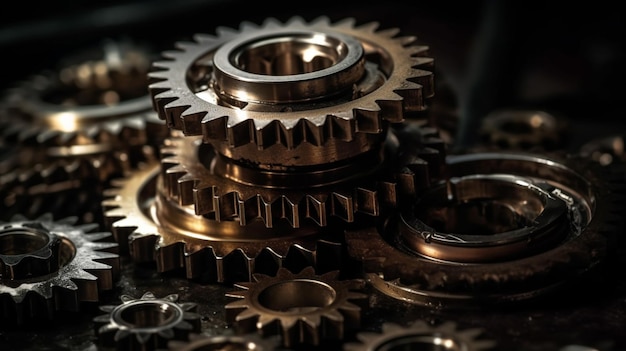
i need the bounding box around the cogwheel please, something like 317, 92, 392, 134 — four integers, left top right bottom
159, 124, 445, 228
93, 291, 201, 350
149, 16, 433, 158
166, 332, 280, 351
343, 320, 496, 351
102, 162, 344, 283
0, 213, 120, 325
345, 151, 625, 304
225, 266, 368, 347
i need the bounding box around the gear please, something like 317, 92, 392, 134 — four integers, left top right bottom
93, 291, 201, 350
343, 320, 496, 351
102, 162, 344, 283
0, 213, 120, 325
149, 16, 433, 164
224, 266, 367, 347
166, 332, 280, 351
159, 125, 445, 227
345, 151, 625, 305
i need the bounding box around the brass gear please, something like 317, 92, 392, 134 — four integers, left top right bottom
102, 162, 344, 283
343, 320, 496, 351
149, 16, 433, 164
0, 213, 120, 325
224, 266, 367, 348
345, 151, 625, 305
159, 125, 446, 228
93, 291, 201, 350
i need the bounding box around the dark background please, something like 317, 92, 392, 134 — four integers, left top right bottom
1, 1, 626, 350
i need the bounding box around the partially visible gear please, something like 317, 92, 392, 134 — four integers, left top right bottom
93, 291, 201, 351
0, 38, 168, 223
149, 16, 433, 165
102, 162, 344, 283
346, 151, 624, 305
479, 109, 568, 151
224, 266, 368, 347
343, 320, 496, 351
159, 129, 444, 227
0, 213, 120, 325
166, 332, 280, 351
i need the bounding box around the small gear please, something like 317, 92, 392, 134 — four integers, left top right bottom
102, 162, 344, 283
93, 291, 201, 351
0, 213, 120, 325
166, 332, 280, 351
149, 16, 433, 162
346, 151, 625, 304
224, 266, 368, 347
343, 320, 496, 351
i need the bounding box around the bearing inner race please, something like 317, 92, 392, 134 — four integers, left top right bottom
212, 30, 365, 103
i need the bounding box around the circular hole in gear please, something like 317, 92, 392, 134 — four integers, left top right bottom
0, 229, 51, 255
258, 279, 337, 313
375, 334, 463, 351
232, 34, 345, 76
117, 301, 182, 329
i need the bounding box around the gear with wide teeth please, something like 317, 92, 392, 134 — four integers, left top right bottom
102, 162, 344, 283
149, 16, 433, 155
166, 332, 280, 351
0, 213, 120, 325
159, 124, 445, 228
93, 291, 201, 350
346, 151, 625, 305
225, 266, 368, 347
343, 320, 497, 351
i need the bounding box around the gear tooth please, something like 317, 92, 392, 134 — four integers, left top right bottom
303, 118, 325, 146
327, 114, 355, 142
180, 109, 208, 136
174, 41, 200, 52
410, 56, 434, 68
286, 15, 307, 26
331, 192, 354, 222
215, 25, 239, 37
253, 119, 276, 149
377, 27, 401, 38
306, 195, 327, 227
192, 33, 217, 43
356, 20, 380, 33
201, 114, 228, 142
355, 108, 383, 133
155, 241, 185, 273
160, 49, 185, 60
407, 69, 435, 98
355, 187, 379, 216
239, 20, 259, 31
262, 17, 283, 28
333, 17, 357, 29
397, 34, 419, 46
309, 15, 331, 26
193, 185, 218, 216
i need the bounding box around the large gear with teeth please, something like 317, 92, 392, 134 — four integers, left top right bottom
0, 213, 120, 325
149, 16, 433, 162
102, 161, 345, 283
346, 151, 625, 305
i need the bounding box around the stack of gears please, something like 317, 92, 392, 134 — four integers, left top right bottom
1, 15, 624, 351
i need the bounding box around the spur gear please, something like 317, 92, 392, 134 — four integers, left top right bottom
0, 213, 120, 325
224, 266, 368, 347
93, 291, 201, 350
149, 16, 433, 164
166, 332, 280, 351
159, 128, 445, 228
102, 162, 344, 283
343, 320, 496, 351
346, 151, 625, 305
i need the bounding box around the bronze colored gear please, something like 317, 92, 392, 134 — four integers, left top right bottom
0, 213, 120, 325
101, 162, 344, 283
93, 291, 201, 350
343, 320, 496, 351
149, 16, 433, 163
224, 266, 368, 347
166, 332, 280, 351
345, 151, 625, 305
159, 125, 446, 228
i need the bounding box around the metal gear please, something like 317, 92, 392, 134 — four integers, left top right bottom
343, 320, 497, 351
224, 266, 368, 347
345, 151, 625, 305
158, 127, 445, 228
149, 16, 433, 164
93, 291, 201, 351
166, 332, 280, 351
0, 213, 120, 325
102, 161, 344, 283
